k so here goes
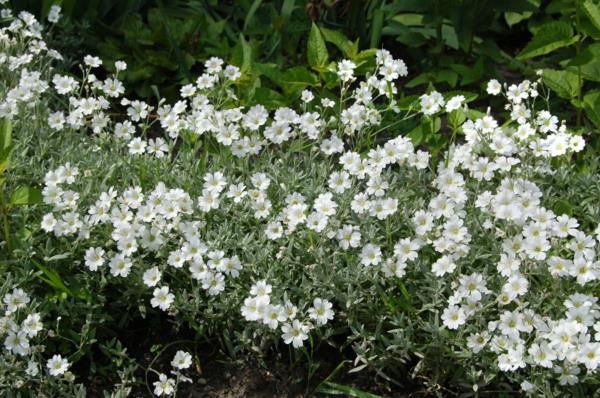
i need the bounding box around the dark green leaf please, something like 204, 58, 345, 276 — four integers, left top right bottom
516, 21, 577, 59
0, 118, 11, 151
370, 9, 384, 48
279, 66, 319, 93
542, 69, 580, 100
244, 0, 264, 30
583, 90, 600, 128
320, 27, 356, 58
10, 187, 43, 206
31, 259, 74, 297
582, 0, 600, 31
307, 23, 329, 70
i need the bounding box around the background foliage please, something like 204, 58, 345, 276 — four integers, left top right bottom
11, 0, 600, 151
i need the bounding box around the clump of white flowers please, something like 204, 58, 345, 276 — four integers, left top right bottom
152, 350, 193, 396
3, 3, 600, 396
0, 286, 71, 381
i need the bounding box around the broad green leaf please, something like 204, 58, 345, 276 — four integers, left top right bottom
239, 34, 253, 75
391, 13, 424, 26
553, 199, 573, 216
0, 145, 12, 174
436, 69, 459, 87
254, 62, 282, 83
542, 69, 580, 100
0, 118, 11, 151
406, 72, 434, 88
448, 109, 467, 128
10, 187, 43, 206
352, 49, 377, 75
279, 66, 319, 93
307, 23, 329, 70
320, 27, 357, 58
251, 87, 286, 109
516, 21, 578, 59
580, 60, 600, 82
231, 34, 253, 75
280, 0, 296, 20
505, 11, 534, 27
583, 90, 600, 128
566, 43, 600, 66
582, 0, 600, 31
396, 95, 418, 111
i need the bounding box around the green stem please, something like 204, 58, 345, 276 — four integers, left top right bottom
0, 187, 11, 258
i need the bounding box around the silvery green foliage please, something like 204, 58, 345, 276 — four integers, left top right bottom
2, 4, 600, 397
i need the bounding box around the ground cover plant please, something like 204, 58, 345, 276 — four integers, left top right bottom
1, 3, 600, 397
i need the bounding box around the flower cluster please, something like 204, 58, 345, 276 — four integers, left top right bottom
153, 350, 193, 396
241, 280, 334, 348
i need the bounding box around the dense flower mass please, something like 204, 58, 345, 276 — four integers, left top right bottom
1, 5, 599, 397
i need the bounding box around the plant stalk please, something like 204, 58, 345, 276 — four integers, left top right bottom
0, 187, 12, 257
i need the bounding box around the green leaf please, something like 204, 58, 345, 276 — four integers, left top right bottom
553, 199, 573, 216
435, 69, 459, 87
370, 9, 384, 48
10, 187, 43, 206
251, 87, 286, 109
31, 259, 74, 297
0, 118, 11, 151
0, 145, 12, 174
580, 60, 600, 82
231, 34, 253, 75
320, 27, 357, 58
583, 90, 600, 128
582, 0, 600, 31
243, 0, 264, 30
315, 382, 381, 398
279, 66, 319, 94
542, 69, 580, 100
307, 23, 329, 70
516, 21, 578, 59
504, 10, 534, 27
281, 0, 296, 20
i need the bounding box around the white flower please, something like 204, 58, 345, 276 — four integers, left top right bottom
308, 298, 334, 326
22, 312, 43, 337
84, 247, 105, 271
441, 305, 466, 330
109, 254, 133, 277
281, 320, 310, 348
143, 267, 162, 287
360, 244, 382, 266
83, 55, 102, 68
151, 286, 175, 311
153, 373, 175, 396
224, 65, 241, 81
47, 5, 61, 23
420, 91, 444, 115
301, 90, 314, 103
171, 350, 192, 370
4, 331, 30, 355
486, 79, 502, 95
337, 60, 356, 82
47, 354, 70, 376
445, 95, 465, 113
3, 288, 30, 313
